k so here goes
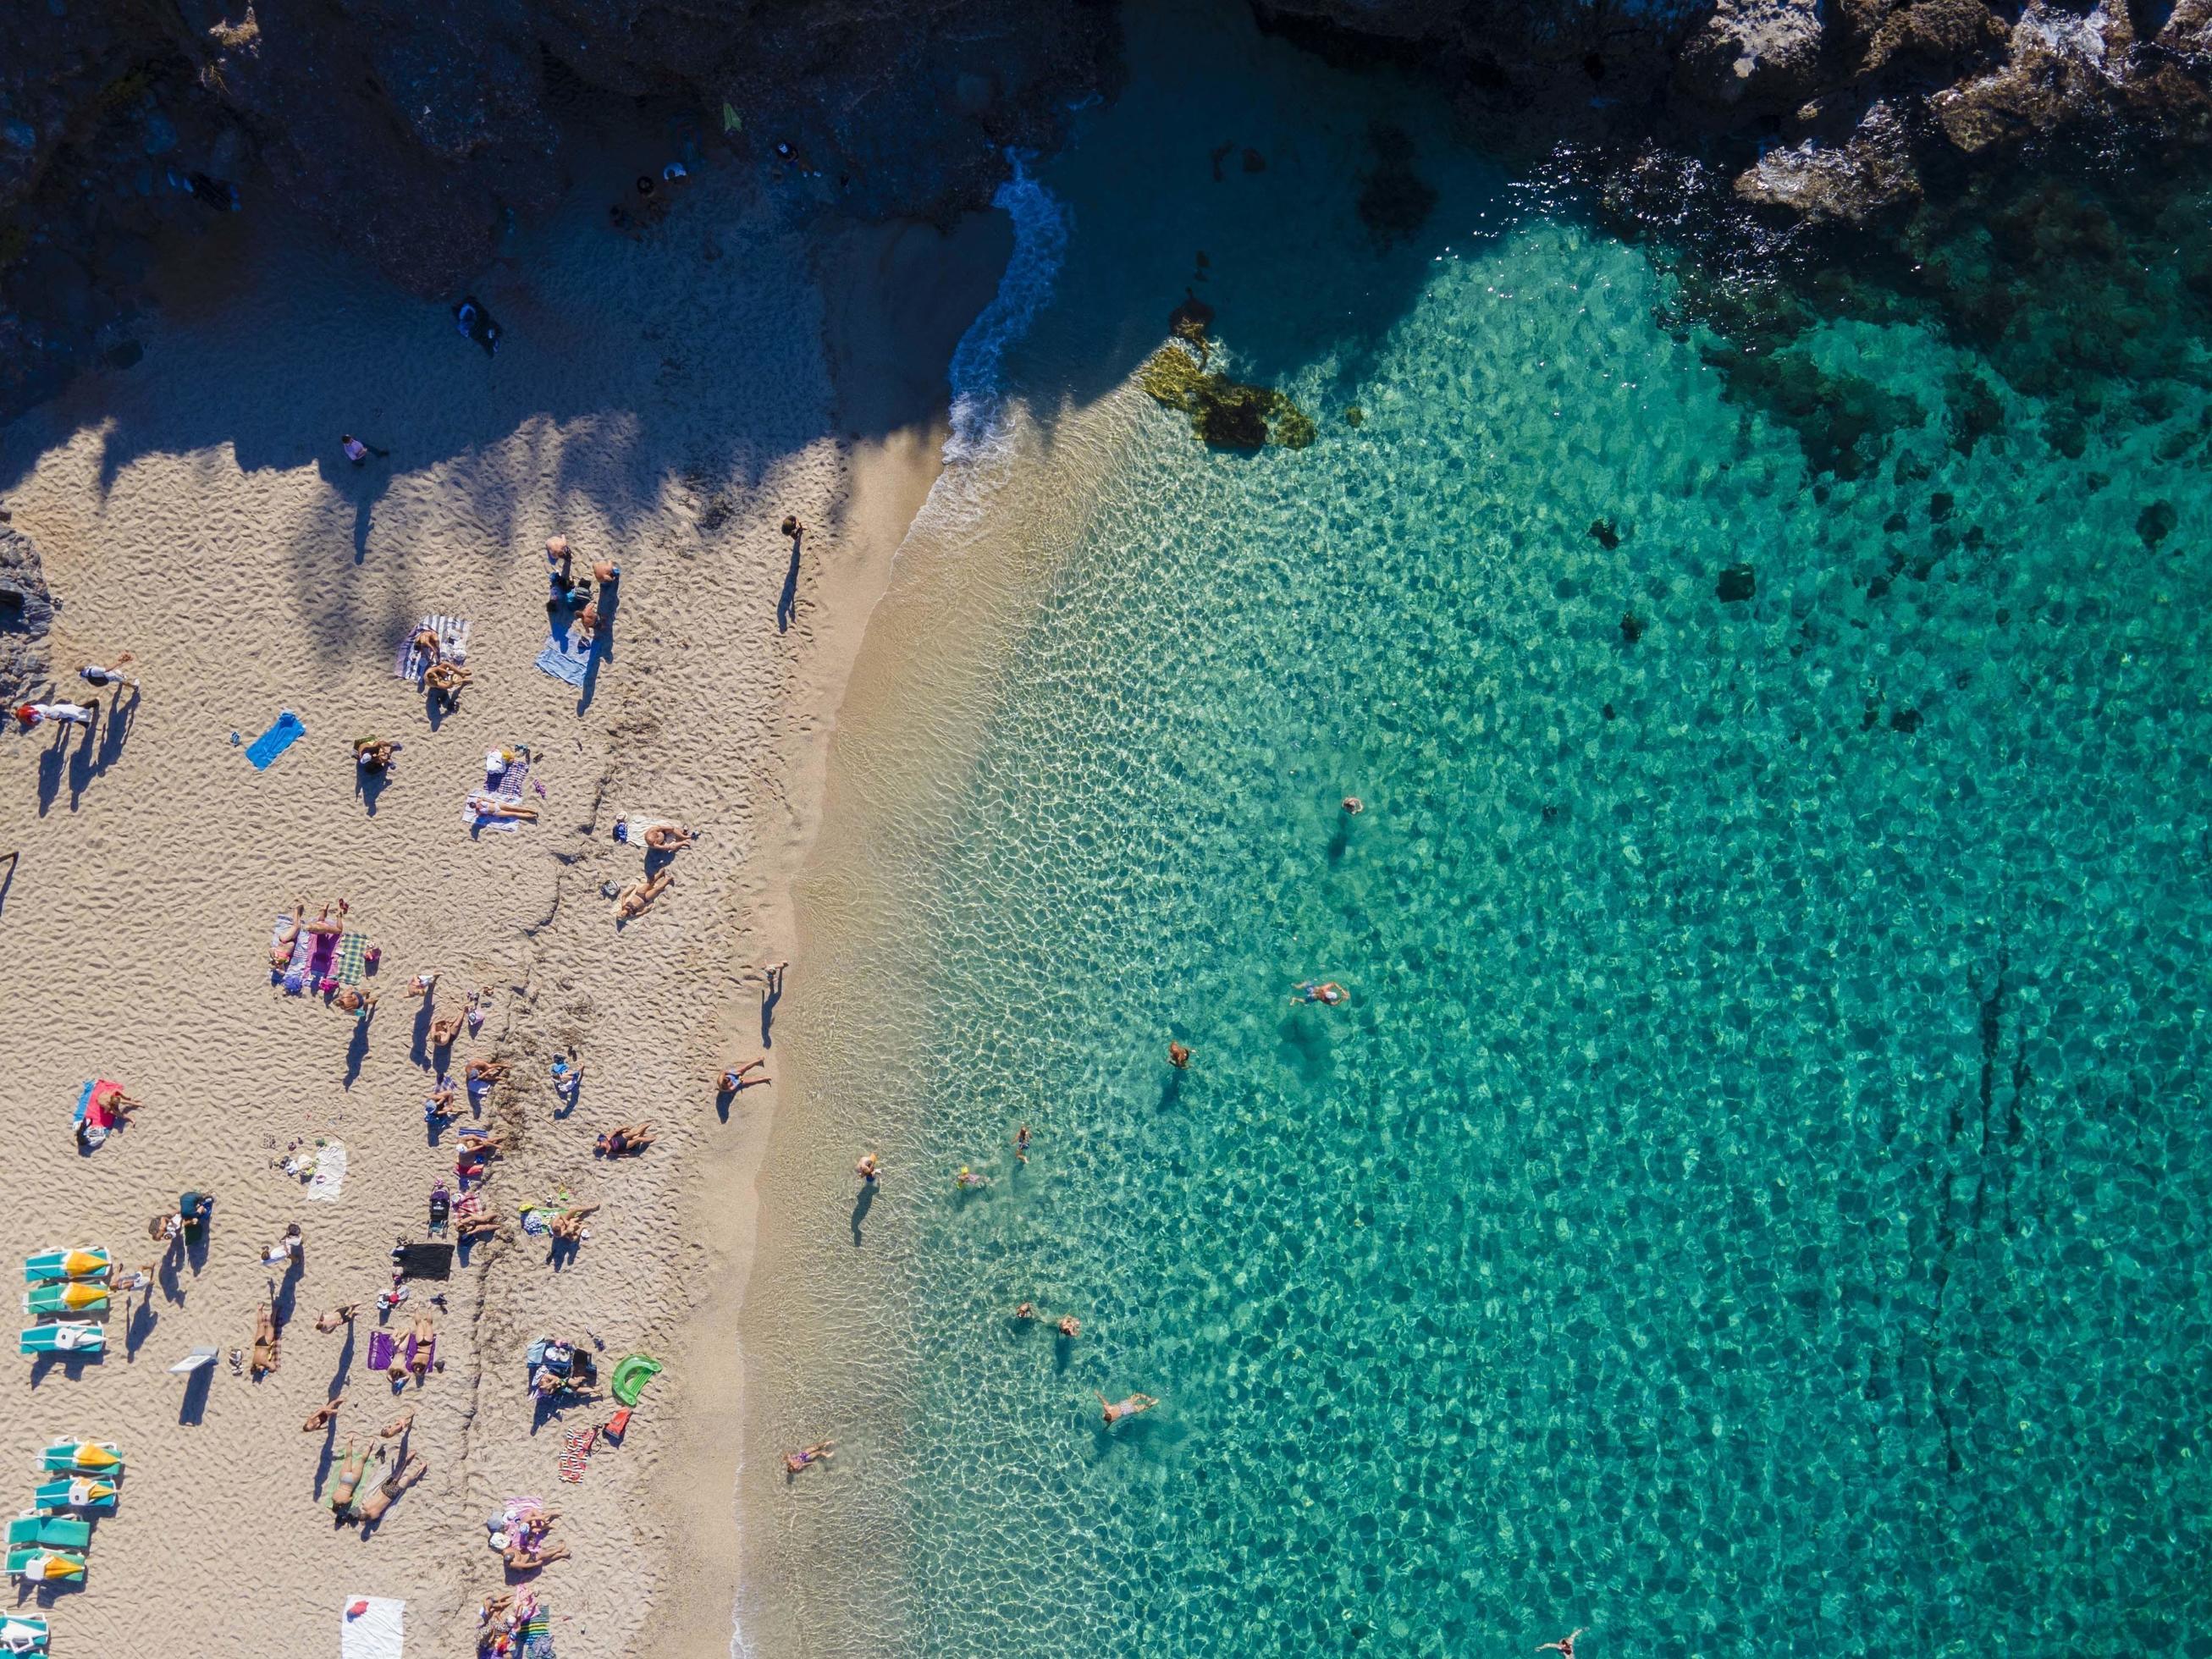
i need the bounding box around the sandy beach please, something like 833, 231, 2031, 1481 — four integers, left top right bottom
0, 127, 1008, 1656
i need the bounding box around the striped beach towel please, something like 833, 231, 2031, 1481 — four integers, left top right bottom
394, 615, 470, 681
521, 1612, 555, 1659
271, 912, 308, 984
466, 756, 532, 831
556, 1425, 596, 1483
336, 932, 368, 985
533, 615, 591, 686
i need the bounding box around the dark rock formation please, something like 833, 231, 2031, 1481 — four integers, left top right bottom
0, 515, 55, 702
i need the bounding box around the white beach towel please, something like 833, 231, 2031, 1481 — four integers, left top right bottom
340, 1596, 403, 1659
306, 1140, 348, 1202
395, 615, 471, 682
613, 812, 685, 845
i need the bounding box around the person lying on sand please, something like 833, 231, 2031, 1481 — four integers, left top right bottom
326, 1439, 383, 1516
91, 1082, 145, 1119
466, 1056, 510, 1085
409, 1314, 437, 1379
354, 736, 400, 771
430, 1011, 466, 1048
643, 823, 695, 851
1098, 1392, 1158, 1425
548, 1205, 599, 1242
334, 985, 378, 1018
593, 1123, 654, 1157
272, 899, 307, 966
381, 1407, 416, 1440
306, 900, 349, 937
502, 1539, 571, 1573
469, 794, 536, 822
301, 1395, 345, 1433
411, 625, 443, 662
615, 868, 673, 918
251, 1303, 281, 1377
457, 1210, 504, 1240
350, 1452, 427, 1525
720, 1056, 768, 1093
785, 1440, 836, 1475
316, 1304, 361, 1333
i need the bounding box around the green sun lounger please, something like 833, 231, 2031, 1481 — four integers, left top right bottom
38, 1441, 122, 1475
4, 1546, 84, 1583
32, 1479, 115, 1513
5, 1516, 89, 1552
0, 1613, 48, 1654
24, 1284, 108, 1318
22, 1248, 110, 1284
19, 1322, 103, 1357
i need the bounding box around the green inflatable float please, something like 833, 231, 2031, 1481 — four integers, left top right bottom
610, 1353, 662, 1408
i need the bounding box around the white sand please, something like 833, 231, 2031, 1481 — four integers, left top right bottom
0, 142, 1007, 1656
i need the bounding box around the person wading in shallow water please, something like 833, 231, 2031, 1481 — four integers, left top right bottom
1168, 1041, 1191, 1068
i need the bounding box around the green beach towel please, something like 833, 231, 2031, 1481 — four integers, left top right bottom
335, 932, 368, 986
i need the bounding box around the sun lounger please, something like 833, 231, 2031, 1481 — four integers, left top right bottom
23, 1248, 110, 1283
0, 1612, 50, 1653
7, 1515, 89, 1552
168, 1347, 218, 1374
25, 1283, 108, 1317
34, 1480, 116, 1513
40, 1441, 121, 1475
19, 1322, 103, 1357
4, 1549, 83, 1583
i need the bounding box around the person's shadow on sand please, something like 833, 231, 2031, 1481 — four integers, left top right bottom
576, 581, 615, 715
776, 529, 803, 633
849, 1182, 874, 1247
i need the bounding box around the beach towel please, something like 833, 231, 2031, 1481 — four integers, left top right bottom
394, 615, 471, 682
393, 1242, 452, 1281
467, 755, 534, 831
306, 1139, 348, 1202
339, 1596, 404, 1659
520, 1608, 555, 1659
269, 912, 309, 983
336, 932, 369, 986
533, 615, 591, 686
557, 1425, 596, 1483
367, 1330, 396, 1372
299, 929, 339, 994
611, 813, 682, 845
244, 709, 305, 770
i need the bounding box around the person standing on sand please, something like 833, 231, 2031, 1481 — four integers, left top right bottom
340, 433, 389, 466
79, 654, 136, 693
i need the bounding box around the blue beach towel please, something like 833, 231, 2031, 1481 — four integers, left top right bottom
73, 1080, 94, 1125
244, 710, 306, 769
533, 618, 591, 687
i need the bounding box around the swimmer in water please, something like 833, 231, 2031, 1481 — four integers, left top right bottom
1293, 980, 1348, 1006
1168, 1041, 1191, 1068
1097, 1392, 1158, 1425
1343, 796, 1364, 814
1536, 1631, 1585, 1659
1013, 1125, 1030, 1163
956, 1166, 990, 1190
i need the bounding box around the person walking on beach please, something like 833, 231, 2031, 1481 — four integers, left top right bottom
340, 433, 389, 466
854, 1152, 881, 1183
79, 654, 136, 693
1537, 1630, 1585, 1659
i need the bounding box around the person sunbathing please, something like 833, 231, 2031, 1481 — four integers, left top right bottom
426, 659, 472, 694
643, 822, 695, 851
411, 625, 443, 662
720, 1056, 769, 1093
409, 1314, 437, 1380
334, 985, 377, 1018
90, 1083, 145, 1122
785, 1440, 836, 1475
593, 1122, 654, 1156
1098, 1392, 1159, 1425
502, 1538, 571, 1573
326, 1439, 381, 1515
272, 899, 307, 966
470, 794, 537, 822
425, 1076, 460, 1117
251, 1303, 281, 1377
350, 1452, 427, 1525
381, 1407, 416, 1440
577, 596, 602, 640
549, 1204, 599, 1242
430, 1011, 466, 1048
456, 1129, 502, 1153
615, 868, 673, 918
457, 1211, 504, 1240
315, 1303, 361, 1333
466, 1057, 510, 1084
305, 901, 348, 938
354, 736, 399, 771
406, 973, 438, 998
301, 1394, 345, 1433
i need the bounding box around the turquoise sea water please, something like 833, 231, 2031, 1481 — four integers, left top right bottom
782, 8, 2212, 1656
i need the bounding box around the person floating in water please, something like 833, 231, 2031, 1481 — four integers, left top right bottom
1536, 1630, 1585, 1659
1167, 1041, 1191, 1069
1013, 1125, 1031, 1164
1293, 980, 1347, 1006
956, 1166, 990, 1190
1342, 796, 1363, 814
1097, 1392, 1157, 1425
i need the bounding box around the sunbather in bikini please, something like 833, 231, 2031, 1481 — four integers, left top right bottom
549, 1204, 599, 1242
411, 625, 443, 663
334, 985, 377, 1018
381, 1407, 416, 1439
251, 1303, 281, 1377
409, 1314, 437, 1380
457, 1210, 503, 1240
470, 794, 537, 822
426, 659, 472, 695
305, 901, 348, 938
91, 1083, 145, 1119
426, 1076, 460, 1117
315, 1303, 361, 1333
502, 1538, 571, 1573
326, 1439, 382, 1516
351, 1452, 427, 1525
615, 868, 673, 918
593, 1123, 654, 1156
271, 899, 307, 967
466, 1056, 510, 1084
301, 1394, 345, 1432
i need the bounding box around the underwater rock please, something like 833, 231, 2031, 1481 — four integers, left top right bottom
2136, 500, 2177, 546
1170, 289, 1216, 365
1343, 405, 1365, 427
1946, 372, 2003, 453
1930, 491, 1955, 521
1590, 518, 1623, 548
1703, 343, 1925, 478
1889, 707, 1923, 732
1717, 563, 1757, 602
1356, 121, 1437, 250
1675, 0, 1823, 114
1620, 612, 1646, 642
1139, 342, 1316, 451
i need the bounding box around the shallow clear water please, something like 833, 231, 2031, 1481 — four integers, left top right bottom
777, 8, 2212, 1656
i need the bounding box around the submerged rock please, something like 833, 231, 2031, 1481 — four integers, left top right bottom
1589, 517, 1623, 548
1139, 342, 1316, 451
1356, 121, 1437, 249
1718, 563, 1757, 602
2137, 500, 2177, 547
1734, 100, 1921, 225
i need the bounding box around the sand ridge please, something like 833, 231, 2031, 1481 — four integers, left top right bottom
0, 147, 996, 1655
